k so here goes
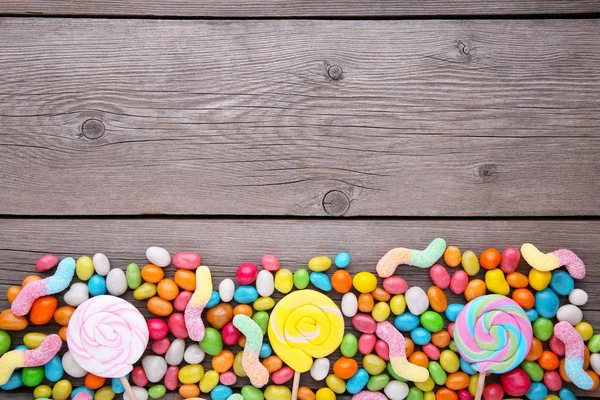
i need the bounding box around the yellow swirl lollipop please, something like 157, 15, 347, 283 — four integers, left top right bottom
268, 289, 344, 373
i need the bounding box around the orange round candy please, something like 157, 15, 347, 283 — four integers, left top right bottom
432, 331, 451, 348
22, 275, 41, 287
512, 288, 535, 309
141, 264, 164, 283
587, 370, 600, 391
179, 384, 200, 398
147, 296, 173, 316
174, 269, 196, 291
427, 286, 448, 313
30, 296, 58, 325
333, 357, 359, 379
584, 346, 590, 369
58, 326, 67, 341
559, 358, 570, 382
405, 338, 415, 357
436, 387, 458, 400
85, 373, 106, 390
331, 270, 353, 294
298, 386, 316, 400
233, 304, 253, 317
445, 372, 470, 390
262, 356, 283, 373
54, 305, 76, 326
212, 350, 234, 373
464, 279, 486, 302
480, 248, 501, 270
357, 293, 374, 313
157, 279, 179, 301
238, 335, 246, 348
526, 338, 543, 361
6, 286, 20, 304
506, 272, 528, 288
538, 351, 559, 370
408, 351, 428, 368
371, 287, 391, 302
444, 246, 461, 267
0, 309, 28, 330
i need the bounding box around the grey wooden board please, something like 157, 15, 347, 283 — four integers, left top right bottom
1, 0, 599, 17
1, 218, 600, 398
1, 18, 600, 217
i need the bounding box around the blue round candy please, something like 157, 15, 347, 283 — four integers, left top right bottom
525, 382, 548, 400
334, 252, 350, 268
346, 368, 369, 394
410, 327, 431, 345
72, 387, 95, 398
259, 343, 272, 359
206, 290, 221, 308
394, 313, 420, 331
535, 288, 559, 318
111, 377, 125, 394
15, 345, 28, 351
559, 388, 577, 400
88, 274, 107, 297
550, 270, 575, 296
460, 357, 476, 375
310, 272, 332, 291
445, 304, 464, 322
526, 308, 539, 322
233, 286, 258, 304
44, 355, 64, 382
0, 371, 22, 390
211, 385, 233, 400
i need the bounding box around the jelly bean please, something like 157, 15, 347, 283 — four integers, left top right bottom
372, 302, 391, 322
232, 285, 257, 304
358, 293, 374, 313
220, 370, 237, 386
6, 286, 20, 304
308, 256, 332, 272
309, 358, 330, 381
450, 270, 468, 294
363, 354, 386, 375
88, 274, 107, 297
390, 295, 406, 315
152, 337, 171, 355
131, 366, 148, 387
30, 296, 57, 325
0, 370, 22, 390
432, 330, 451, 349
274, 269, 294, 294
22, 366, 44, 386
575, 321, 594, 341
76, 256, 94, 281
199, 370, 219, 393
316, 387, 337, 400
589, 334, 600, 353
549, 270, 574, 296
407, 386, 424, 400
36, 254, 59, 272
372, 287, 391, 303
383, 277, 408, 294
252, 311, 269, 335
427, 286, 447, 313
558, 388, 577, 400
133, 282, 157, 301
206, 290, 221, 308
148, 384, 167, 399
264, 385, 291, 400
408, 351, 429, 368
52, 380, 72, 400
457, 390, 472, 400
500, 247, 520, 274
346, 368, 369, 394
341, 292, 358, 317
126, 263, 142, 290
145, 247, 170, 268
405, 286, 429, 315
359, 333, 377, 355
352, 314, 377, 333
166, 313, 187, 339
182, 344, 204, 365
218, 278, 235, 303
174, 269, 196, 291
525, 382, 547, 400
178, 384, 199, 399
535, 288, 559, 318
262, 355, 283, 373
430, 264, 450, 289
367, 374, 389, 391
507, 272, 529, 288
533, 318, 554, 341
272, 366, 294, 384
445, 304, 464, 323
443, 246, 461, 267
44, 355, 63, 382
178, 364, 204, 384
222, 321, 241, 346
157, 279, 179, 301
243, 385, 266, 400
294, 269, 310, 290
543, 370, 562, 391
428, 361, 446, 385
310, 272, 332, 291
236, 263, 259, 284
500, 367, 531, 396
569, 288, 588, 306
206, 303, 233, 330
0, 331, 10, 356
446, 372, 470, 390
440, 350, 460, 373
95, 386, 115, 400
394, 312, 420, 331
335, 252, 350, 268
259, 343, 272, 358
420, 311, 444, 333
199, 327, 223, 356
464, 279, 486, 302
411, 327, 432, 346
529, 269, 552, 291
34, 384, 52, 398
485, 269, 510, 295
331, 270, 352, 293
164, 366, 178, 391
375, 340, 390, 360
526, 338, 543, 361
522, 360, 544, 381
212, 349, 234, 373
340, 333, 358, 358
461, 251, 480, 276
62, 351, 87, 378
384, 381, 409, 400
211, 385, 233, 400
459, 357, 476, 375
333, 357, 359, 379
415, 377, 435, 393
165, 338, 185, 366
512, 288, 535, 310
526, 308, 539, 322
480, 248, 501, 270
353, 272, 377, 293
141, 355, 167, 383
556, 304, 583, 326
22, 332, 45, 349
85, 373, 105, 390
261, 254, 280, 271
172, 251, 201, 270
482, 382, 503, 400
105, 268, 126, 296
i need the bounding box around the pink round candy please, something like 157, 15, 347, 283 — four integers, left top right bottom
458, 390, 473, 400
549, 334, 566, 356
382, 276, 408, 294
358, 333, 376, 355
422, 343, 440, 360
500, 367, 531, 397
220, 371, 237, 386
483, 382, 504, 400
447, 323, 455, 338
352, 314, 376, 334
152, 337, 171, 355
164, 365, 179, 391
500, 248, 520, 274
174, 291, 192, 312
450, 270, 468, 294
236, 263, 258, 284
544, 370, 562, 391
430, 264, 450, 289
173, 252, 201, 270
131, 366, 148, 387
36, 254, 59, 272
148, 318, 169, 340
272, 366, 294, 384
168, 313, 188, 339
375, 340, 389, 361
222, 321, 241, 346
261, 254, 280, 271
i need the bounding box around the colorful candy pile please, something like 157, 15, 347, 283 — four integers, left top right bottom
0, 240, 599, 400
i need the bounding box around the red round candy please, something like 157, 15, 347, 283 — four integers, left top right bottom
458, 390, 473, 400
548, 334, 566, 356
174, 291, 192, 312
147, 318, 169, 340
500, 367, 531, 396
151, 337, 171, 355
164, 366, 179, 391
261, 254, 280, 271
36, 254, 59, 272
375, 340, 390, 360
543, 370, 563, 391
168, 313, 188, 339
483, 382, 504, 400
500, 248, 520, 274
272, 366, 294, 384
222, 321, 241, 346
236, 263, 259, 284
173, 252, 201, 270
131, 366, 148, 387
358, 333, 376, 354
429, 264, 450, 289
422, 343, 440, 360
382, 276, 408, 294
352, 314, 376, 334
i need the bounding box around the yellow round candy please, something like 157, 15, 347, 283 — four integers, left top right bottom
268, 289, 344, 373
34, 384, 52, 398
326, 374, 346, 394
199, 370, 219, 393
94, 386, 116, 400
308, 256, 332, 272
133, 282, 157, 300
76, 255, 94, 281
390, 295, 406, 315
415, 376, 435, 392
576, 322, 594, 341
274, 269, 294, 294
439, 350, 460, 373
543, 395, 560, 400
363, 354, 386, 375
316, 387, 336, 400
372, 302, 391, 322
529, 269, 552, 291
353, 272, 377, 293
424, 392, 436, 400
178, 364, 204, 384
254, 297, 276, 311
468, 374, 480, 397
23, 332, 47, 349
52, 380, 72, 400
461, 251, 480, 276
265, 385, 291, 400
233, 351, 246, 377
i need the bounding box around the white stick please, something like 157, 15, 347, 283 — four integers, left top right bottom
474, 372, 486, 400
291, 371, 301, 400
121, 376, 137, 400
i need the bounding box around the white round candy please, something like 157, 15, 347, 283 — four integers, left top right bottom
165, 339, 185, 366
341, 292, 358, 317
142, 355, 167, 383
405, 286, 429, 316
569, 288, 588, 306
591, 353, 600, 375
385, 380, 409, 400
184, 344, 205, 364
124, 387, 148, 400
146, 246, 171, 267
219, 278, 235, 303
62, 351, 87, 378
256, 270, 275, 297
106, 268, 128, 296
63, 282, 89, 307
310, 358, 330, 381
92, 253, 110, 276
556, 304, 583, 325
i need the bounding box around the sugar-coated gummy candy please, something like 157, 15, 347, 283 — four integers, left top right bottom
335, 252, 350, 268
126, 263, 142, 289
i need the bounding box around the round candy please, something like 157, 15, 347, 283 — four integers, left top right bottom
353, 272, 377, 293
236, 263, 259, 284
334, 252, 350, 268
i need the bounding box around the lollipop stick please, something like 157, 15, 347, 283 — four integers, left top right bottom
291, 371, 301, 400
474, 372, 486, 400
121, 376, 137, 400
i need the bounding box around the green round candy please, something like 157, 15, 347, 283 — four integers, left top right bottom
533, 317, 554, 341
0, 331, 11, 356
242, 385, 265, 400
148, 385, 166, 399
407, 386, 424, 400
367, 374, 389, 391
420, 311, 444, 333
521, 360, 544, 382
448, 340, 458, 353
199, 327, 223, 356
428, 361, 447, 386
588, 334, 600, 353
341, 333, 358, 358
293, 269, 310, 290
22, 366, 44, 387
387, 362, 407, 382
126, 263, 142, 290
252, 311, 269, 335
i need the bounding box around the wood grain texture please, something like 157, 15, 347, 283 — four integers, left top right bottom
1, 0, 599, 17
1, 19, 600, 217
0, 218, 600, 398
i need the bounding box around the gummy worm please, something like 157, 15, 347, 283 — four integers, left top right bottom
185, 265, 212, 341
11, 257, 75, 316
376, 238, 446, 278
521, 243, 586, 279
233, 314, 270, 388
352, 391, 388, 400
72, 393, 93, 400
553, 321, 594, 390
376, 321, 429, 382
0, 334, 62, 385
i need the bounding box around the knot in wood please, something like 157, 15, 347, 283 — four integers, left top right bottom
473, 163, 498, 182
458, 41, 471, 56
81, 119, 105, 140
327, 64, 344, 81
322, 190, 350, 216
